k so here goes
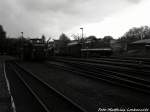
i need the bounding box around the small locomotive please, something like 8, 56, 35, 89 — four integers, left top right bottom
19, 38, 48, 60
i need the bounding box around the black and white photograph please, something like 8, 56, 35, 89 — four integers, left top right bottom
0, 0, 150, 112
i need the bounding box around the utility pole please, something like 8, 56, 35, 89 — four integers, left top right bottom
80, 27, 83, 39
21, 32, 24, 39
80, 27, 84, 49
140, 33, 143, 40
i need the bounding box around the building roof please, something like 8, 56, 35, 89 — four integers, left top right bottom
132, 39, 150, 44
81, 48, 112, 51
67, 41, 79, 46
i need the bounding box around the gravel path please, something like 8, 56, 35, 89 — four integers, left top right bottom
19, 61, 150, 112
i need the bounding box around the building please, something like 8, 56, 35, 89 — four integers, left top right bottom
128, 39, 150, 56
0, 25, 6, 54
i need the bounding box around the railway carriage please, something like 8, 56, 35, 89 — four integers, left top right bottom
66, 41, 113, 58
81, 48, 113, 58
67, 42, 82, 57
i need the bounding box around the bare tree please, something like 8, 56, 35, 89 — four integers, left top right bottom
71, 34, 81, 41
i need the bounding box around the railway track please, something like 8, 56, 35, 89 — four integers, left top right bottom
52, 57, 150, 77
93, 56, 150, 65
53, 57, 150, 70
47, 58, 150, 94
6, 61, 87, 112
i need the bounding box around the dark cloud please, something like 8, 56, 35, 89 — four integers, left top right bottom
0, 0, 140, 38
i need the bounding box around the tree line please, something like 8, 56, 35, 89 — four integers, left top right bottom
1, 24, 150, 54
58, 25, 150, 49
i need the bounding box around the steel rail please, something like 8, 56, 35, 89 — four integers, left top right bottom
53, 57, 150, 76
53, 57, 150, 70
46, 61, 150, 94
7, 62, 50, 112
10, 61, 88, 112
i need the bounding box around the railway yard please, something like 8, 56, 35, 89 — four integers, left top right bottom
0, 55, 150, 112
1, 2, 150, 111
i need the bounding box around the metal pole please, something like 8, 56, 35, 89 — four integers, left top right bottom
80, 28, 83, 39
141, 33, 143, 40
21, 32, 23, 39
80, 28, 84, 49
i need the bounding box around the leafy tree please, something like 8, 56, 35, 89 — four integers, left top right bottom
57, 33, 70, 55
123, 26, 150, 43
41, 35, 46, 43
103, 36, 113, 43
100, 36, 114, 47
86, 35, 97, 41
59, 33, 70, 42
118, 26, 150, 51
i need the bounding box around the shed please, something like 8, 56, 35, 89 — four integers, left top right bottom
128, 39, 150, 56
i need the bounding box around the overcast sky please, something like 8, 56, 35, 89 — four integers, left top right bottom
0, 0, 149, 39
